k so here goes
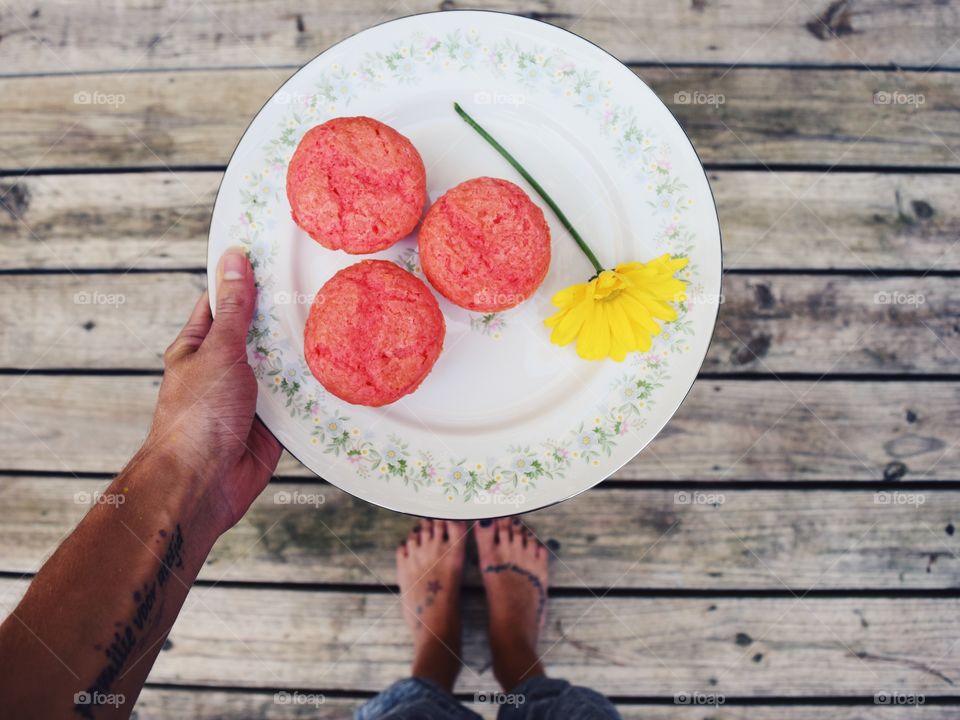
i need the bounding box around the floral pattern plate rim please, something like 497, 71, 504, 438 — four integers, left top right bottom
207, 10, 723, 519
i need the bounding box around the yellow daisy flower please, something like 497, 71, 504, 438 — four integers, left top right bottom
544, 254, 688, 361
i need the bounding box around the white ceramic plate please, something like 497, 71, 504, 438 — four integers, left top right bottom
208, 10, 722, 519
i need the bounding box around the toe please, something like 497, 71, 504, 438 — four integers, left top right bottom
422, 518, 435, 540
520, 524, 530, 548
436, 519, 449, 542
447, 520, 468, 544
396, 541, 408, 559
474, 518, 497, 558
497, 517, 514, 544
409, 524, 422, 546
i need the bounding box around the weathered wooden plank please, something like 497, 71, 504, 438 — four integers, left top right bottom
0, 376, 956, 480
2, 170, 958, 272
134, 687, 960, 720
0, 172, 217, 271
1, 577, 957, 694
2, 477, 957, 589
2, 271, 957, 374
0, 68, 955, 170
1, 0, 958, 71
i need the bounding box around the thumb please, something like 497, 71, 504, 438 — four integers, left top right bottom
210, 247, 256, 351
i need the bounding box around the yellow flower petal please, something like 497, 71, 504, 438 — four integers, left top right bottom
577, 302, 609, 360
549, 298, 591, 346
605, 300, 636, 349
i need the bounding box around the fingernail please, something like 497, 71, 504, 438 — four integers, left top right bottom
479, 519, 492, 527
221, 249, 248, 281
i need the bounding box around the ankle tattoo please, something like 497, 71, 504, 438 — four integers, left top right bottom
415, 578, 444, 616
482, 563, 546, 621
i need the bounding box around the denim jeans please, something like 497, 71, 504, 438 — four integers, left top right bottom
355, 676, 621, 719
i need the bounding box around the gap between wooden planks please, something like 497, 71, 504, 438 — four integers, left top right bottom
1, 170, 957, 272
0, 374, 956, 481
2, 0, 958, 71
0, 68, 957, 169
0, 576, 956, 695
0, 271, 956, 374
0, 476, 956, 589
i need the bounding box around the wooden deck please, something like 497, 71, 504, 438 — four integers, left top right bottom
1, 0, 959, 717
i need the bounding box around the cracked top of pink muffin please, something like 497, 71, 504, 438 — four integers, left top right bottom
304, 260, 445, 407
418, 177, 551, 312
286, 117, 427, 254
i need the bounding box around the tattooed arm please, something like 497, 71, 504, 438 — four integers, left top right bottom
0, 248, 281, 719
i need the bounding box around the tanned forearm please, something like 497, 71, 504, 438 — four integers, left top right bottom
0, 446, 221, 718
0, 249, 281, 719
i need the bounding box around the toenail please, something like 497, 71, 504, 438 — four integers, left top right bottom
512, 518, 521, 525
479, 519, 492, 527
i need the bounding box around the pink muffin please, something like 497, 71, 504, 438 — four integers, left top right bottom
286, 117, 427, 254
418, 177, 551, 312
304, 260, 445, 407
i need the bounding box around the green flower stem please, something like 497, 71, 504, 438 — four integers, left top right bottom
453, 102, 605, 276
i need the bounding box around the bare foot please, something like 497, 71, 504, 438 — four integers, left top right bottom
396, 518, 468, 691
475, 517, 549, 692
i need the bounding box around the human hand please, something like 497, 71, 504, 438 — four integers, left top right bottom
145, 247, 282, 535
